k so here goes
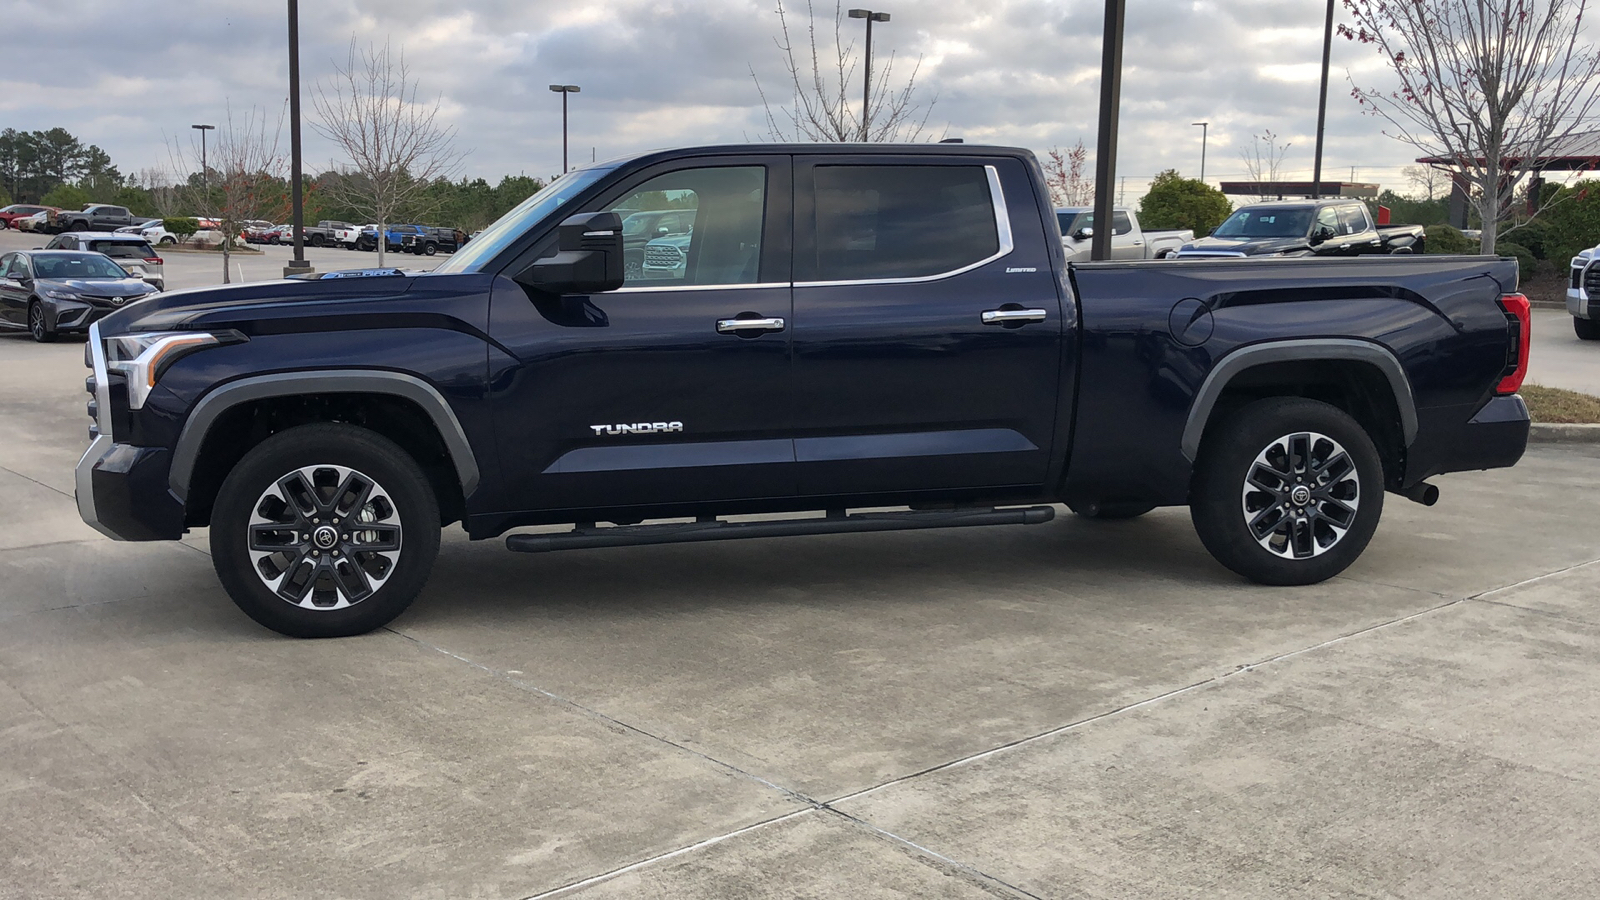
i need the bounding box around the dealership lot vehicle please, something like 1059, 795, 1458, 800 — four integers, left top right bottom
0, 203, 51, 229
0, 249, 157, 341
1566, 242, 1600, 340
42, 232, 164, 289
75, 143, 1530, 639
46, 203, 147, 234
1056, 206, 1192, 261
1177, 198, 1427, 258
15, 208, 56, 232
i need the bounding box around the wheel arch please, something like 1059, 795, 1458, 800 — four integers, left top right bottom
1183, 340, 1417, 484
171, 371, 480, 524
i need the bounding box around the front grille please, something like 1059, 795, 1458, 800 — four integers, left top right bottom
644, 245, 683, 267
1583, 263, 1600, 294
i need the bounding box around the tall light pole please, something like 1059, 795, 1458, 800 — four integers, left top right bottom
285, 0, 310, 275
1192, 122, 1208, 184
191, 124, 214, 217
848, 8, 891, 141
549, 84, 580, 173
1311, 0, 1334, 199
1091, 0, 1126, 262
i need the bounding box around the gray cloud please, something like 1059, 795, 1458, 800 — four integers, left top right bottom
2, 0, 1441, 190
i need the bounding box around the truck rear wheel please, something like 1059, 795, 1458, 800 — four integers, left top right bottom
1576, 317, 1600, 341
210, 424, 441, 638
1190, 398, 1383, 585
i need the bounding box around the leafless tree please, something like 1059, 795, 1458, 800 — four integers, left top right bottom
131, 166, 185, 218
1239, 129, 1292, 199
167, 105, 289, 283
312, 38, 465, 266
1401, 164, 1449, 201
1043, 140, 1094, 207
1342, 0, 1600, 252
750, 0, 938, 142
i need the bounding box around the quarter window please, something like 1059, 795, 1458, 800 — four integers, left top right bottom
810, 165, 999, 281
607, 166, 765, 286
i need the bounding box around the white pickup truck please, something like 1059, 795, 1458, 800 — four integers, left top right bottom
1057, 207, 1193, 262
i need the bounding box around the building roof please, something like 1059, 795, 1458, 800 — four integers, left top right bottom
1415, 131, 1600, 171
1218, 181, 1379, 199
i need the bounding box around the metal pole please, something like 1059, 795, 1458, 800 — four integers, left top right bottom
862, 15, 873, 141
1091, 0, 1126, 262
286, 0, 310, 274
562, 90, 569, 173
1193, 122, 1208, 183
1311, 0, 1334, 199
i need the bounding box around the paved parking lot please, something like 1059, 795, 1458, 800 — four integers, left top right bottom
2, 235, 1599, 898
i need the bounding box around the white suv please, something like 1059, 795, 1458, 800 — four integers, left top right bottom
43, 232, 165, 290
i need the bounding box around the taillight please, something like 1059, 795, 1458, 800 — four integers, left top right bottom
1495, 293, 1531, 395
144, 257, 162, 264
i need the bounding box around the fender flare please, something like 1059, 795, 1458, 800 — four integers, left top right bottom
168, 370, 481, 502
1181, 339, 1418, 462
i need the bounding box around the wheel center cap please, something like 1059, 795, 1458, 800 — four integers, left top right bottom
312, 526, 339, 550
1290, 486, 1312, 506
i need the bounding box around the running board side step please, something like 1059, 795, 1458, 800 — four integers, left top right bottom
505, 506, 1056, 553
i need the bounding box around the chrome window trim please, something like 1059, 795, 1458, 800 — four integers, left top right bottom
614, 281, 792, 294
795, 163, 1014, 289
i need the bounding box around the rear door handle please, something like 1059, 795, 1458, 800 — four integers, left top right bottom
716, 316, 786, 334
981, 308, 1048, 326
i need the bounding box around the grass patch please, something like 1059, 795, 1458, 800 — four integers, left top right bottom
1521, 383, 1600, 423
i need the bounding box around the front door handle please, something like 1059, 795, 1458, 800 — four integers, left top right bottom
716, 315, 786, 334
981, 308, 1048, 326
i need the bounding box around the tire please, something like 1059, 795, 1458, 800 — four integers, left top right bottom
27, 301, 56, 343
1576, 317, 1600, 341
423, 242, 437, 257
1190, 397, 1384, 586
1070, 501, 1157, 520
310, 234, 325, 247
158, 236, 175, 246
210, 424, 441, 638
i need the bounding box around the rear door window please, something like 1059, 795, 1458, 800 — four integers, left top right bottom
808, 164, 999, 281
1337, 205, 1370, 235
1111, 211, 1134, 235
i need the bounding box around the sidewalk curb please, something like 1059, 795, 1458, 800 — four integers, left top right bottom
1530, 423, 1600, 443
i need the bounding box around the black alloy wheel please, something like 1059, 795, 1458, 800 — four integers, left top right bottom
27, 302, 56, 343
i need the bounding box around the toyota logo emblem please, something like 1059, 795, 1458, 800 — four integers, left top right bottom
111, 296, 126, 306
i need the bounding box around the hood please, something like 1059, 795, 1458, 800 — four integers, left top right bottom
44, 278, 154, 297
97, 270, 422, 336
1179, 235, 1310, 256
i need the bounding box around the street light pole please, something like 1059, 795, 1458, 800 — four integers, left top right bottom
1091, 0, 1126, 262
848, 8, 891, 141
1192, 122, 1208, 183
1311, 0, 1334, 199
285, 0, 311, 275
191, 123, 214, 217
548, 85, 580, 173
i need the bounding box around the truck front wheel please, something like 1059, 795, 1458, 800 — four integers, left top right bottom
1190, 398, 1383, 585
210, 424, 441, 638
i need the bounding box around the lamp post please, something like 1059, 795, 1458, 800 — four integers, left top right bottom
549, 84, 580, 173
191, 124, 214, 217
1192, 122, 1208, 184
1091, 0, 1126, 262
285, 0, 310, 275
847, 8, 891, 141
1311, 0, 1334, 199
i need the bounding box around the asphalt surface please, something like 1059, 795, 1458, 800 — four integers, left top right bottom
1, 231, 1599, 898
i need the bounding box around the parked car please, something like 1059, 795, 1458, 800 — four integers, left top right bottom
240, 221, 278, 244
42, 233, 165, 289
335, 223, 371, 249
73, 143, 1531, 638
401, 226, 468, 256
641, 231, 692, 279
356, 224, 425, 252
1565, 245, 1600, 340
1176, 199, 1426, 258
16, 209, 57, 232
621, 208, 696, 277
47, 204, 143, 234
117, 221, 179, 246
1056, 207, 1192, 261
0, 249, 157, 341
0, 204, 52, 229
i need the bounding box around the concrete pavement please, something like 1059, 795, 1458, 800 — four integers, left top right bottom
1530, 308, 1600, 396
1, 256, 1599, 897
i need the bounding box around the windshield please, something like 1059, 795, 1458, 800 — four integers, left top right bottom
1212, 207, 1313, 239
31, 253, 136, 280
434, 164, 617, 274
88, 240, 155, 259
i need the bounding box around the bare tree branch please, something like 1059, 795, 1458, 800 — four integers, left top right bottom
1043, 140, 1094, 207
1342, 0, 1600, 252
166, 104, 288, 283
750, 0, 940, 142
1239, 129, 1291, 199
311, 38, 466, 266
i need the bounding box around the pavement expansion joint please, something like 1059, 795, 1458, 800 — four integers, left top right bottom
0, 463, 71, 499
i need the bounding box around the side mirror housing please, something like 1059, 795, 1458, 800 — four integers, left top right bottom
1311, 225, 1337, 245
515, 211, 625, 295
1073, 227, 1094, 241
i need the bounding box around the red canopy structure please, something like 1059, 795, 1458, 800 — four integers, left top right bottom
1417, 131, 1600, 227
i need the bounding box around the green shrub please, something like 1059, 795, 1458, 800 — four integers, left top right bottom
1497, 242, 1536, 281
40, 183, 90, 211
1424, 224, 1474, 254
1138, 170, 1234, 236
163, 217, 199, 240
1532, 178, 1600, 264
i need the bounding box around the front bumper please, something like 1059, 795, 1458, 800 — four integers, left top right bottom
1569, 260, 1596, 319
76, 437, 185, 541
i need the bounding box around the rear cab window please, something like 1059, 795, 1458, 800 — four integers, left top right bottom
806, 164, 1000, 281
89, 240, 156, 259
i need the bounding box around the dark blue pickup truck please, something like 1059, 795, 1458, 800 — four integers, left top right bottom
74, 144, 1532, 638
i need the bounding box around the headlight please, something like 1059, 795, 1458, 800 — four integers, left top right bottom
104, 330, 245, 409
44, 288, 79, 300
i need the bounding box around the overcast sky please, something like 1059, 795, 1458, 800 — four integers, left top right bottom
3, 0, 1435, 192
